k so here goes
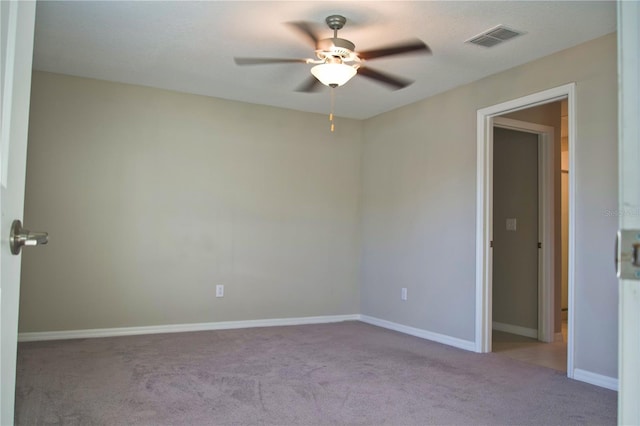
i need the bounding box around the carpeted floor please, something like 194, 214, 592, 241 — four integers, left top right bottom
15, 321, 616, 425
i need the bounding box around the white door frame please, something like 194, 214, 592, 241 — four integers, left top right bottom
475, 83, 576, 379
493, 116, 555, 343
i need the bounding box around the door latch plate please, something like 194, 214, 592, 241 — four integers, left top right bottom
617, 229, 640, 280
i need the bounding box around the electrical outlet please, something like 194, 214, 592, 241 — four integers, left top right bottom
216, 285, 224, 298
401, 287, 408, 301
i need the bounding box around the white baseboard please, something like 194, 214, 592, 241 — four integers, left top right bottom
17, 314, 360, 342
492, 321, 538, 339
20, 314, 477, 354
573, 368, 618, 391
360, 315, 476, 352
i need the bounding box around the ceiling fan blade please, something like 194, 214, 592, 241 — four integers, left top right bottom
286, 21, 320, 48
295, 76, 323, 93
234, 57, 308, 66
357, 67, 414, 90
358, 39, 431, 60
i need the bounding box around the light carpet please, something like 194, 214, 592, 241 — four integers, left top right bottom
15, 321, 616, 425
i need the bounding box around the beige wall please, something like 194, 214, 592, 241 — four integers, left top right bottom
19, 72, 363, 331
361, 33, 618, 378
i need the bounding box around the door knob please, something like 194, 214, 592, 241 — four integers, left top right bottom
10, 219, 48, 255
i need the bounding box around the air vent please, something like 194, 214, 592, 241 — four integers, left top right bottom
466, 25, 524, 48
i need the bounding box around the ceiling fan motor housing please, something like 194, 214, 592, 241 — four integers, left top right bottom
316, 38, 356, 61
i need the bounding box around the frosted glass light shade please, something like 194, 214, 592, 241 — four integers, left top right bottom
310, 63, 357, 87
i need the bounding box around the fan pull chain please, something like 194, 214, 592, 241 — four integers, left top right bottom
330, 87, 336, 132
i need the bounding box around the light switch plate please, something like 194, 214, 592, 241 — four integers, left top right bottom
506, 218, 517, 231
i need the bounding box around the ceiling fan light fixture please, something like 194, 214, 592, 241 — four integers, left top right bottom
310, 63, 357, 87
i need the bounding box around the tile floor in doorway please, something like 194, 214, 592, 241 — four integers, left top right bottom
492, 321, 568, 372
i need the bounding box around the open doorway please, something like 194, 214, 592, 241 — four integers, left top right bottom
475, 83, 575, 378
490, 103, 568, 372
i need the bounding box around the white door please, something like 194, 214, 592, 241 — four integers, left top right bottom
618, 1, 640, 423
492, 127, 539, 340
0, 1, 36, 424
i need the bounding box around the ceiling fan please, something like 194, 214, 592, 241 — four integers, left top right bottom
234, 15, 432, 92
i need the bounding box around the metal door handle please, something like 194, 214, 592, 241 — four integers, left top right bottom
10, 219, 48, 255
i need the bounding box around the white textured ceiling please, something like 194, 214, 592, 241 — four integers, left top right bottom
33, 1, 616, 120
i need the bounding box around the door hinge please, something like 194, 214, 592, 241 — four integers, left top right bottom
538, 242, 542, 249
490, 240, 493, 248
